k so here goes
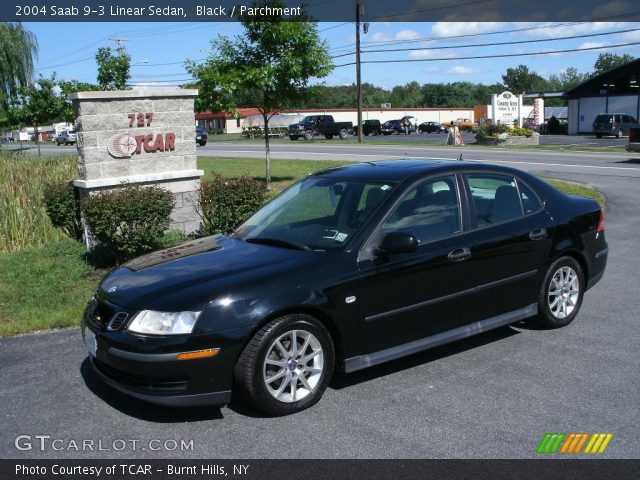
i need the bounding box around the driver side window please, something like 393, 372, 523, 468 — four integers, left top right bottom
381, 175, 461, 244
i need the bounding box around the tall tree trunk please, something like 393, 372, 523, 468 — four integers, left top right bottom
263, 112, 271, 190
34, 123, 41, 158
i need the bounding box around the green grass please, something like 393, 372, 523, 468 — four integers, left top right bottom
198, 156, 353, 193
0, 239, 99, 336
0, 156, 605, 337
543, 178, 605, 206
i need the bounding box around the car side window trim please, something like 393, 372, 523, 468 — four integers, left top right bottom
358, 173, 468, 262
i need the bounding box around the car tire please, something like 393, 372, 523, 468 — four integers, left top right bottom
535, 256, 584, 329
595, 134, 602, 138
616, 130, 623, 139
234, 314, 335, 416
289, 136, 299, 141
338, 129, 348, 139
304, 130, 314, 141
325, 134, 333, 140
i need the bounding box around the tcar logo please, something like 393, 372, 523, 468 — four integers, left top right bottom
107, 134, 137, 158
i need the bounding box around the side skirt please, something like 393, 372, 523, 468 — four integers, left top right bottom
343, 303, 537, 373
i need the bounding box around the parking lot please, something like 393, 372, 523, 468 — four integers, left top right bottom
1, 145, 638, 459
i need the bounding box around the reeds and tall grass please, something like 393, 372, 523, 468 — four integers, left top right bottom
0, 152, 76, 254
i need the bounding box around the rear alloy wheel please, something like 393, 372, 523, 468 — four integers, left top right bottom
536, 256, 584, 328
338, 128, 348, 139
235, 314, 334, 416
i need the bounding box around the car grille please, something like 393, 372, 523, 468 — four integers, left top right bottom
92, 299, 130, 331
107, 312, 129, 331
92, 358, 189, 393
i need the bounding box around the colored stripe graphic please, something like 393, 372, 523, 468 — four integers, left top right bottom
584, 433, 613, 454
537, 433, 565, 453
539, 433, 613, 454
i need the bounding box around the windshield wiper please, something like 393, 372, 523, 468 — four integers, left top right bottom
245, 237, 313, 251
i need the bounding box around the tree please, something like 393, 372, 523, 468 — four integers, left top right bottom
58, 79, 99, 122
7, 75, 65, 157
186, 1, 333, 188
501, 64, 548, 94
96, 47, 131, 90
0, 23, 39, 110
592, 53, 635, 76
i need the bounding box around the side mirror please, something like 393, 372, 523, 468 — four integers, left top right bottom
377, 232, 418, 255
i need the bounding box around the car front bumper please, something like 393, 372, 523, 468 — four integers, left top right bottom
81, 313, 252, 407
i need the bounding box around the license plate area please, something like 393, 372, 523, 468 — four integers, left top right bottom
84, 328, 97, 357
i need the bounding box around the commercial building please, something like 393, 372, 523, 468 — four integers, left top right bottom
195, 107, 476, 134
565, 58, 640, 134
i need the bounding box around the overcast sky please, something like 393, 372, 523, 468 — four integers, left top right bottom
28, 21, 640, 89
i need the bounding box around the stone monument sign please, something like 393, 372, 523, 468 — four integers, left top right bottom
69, 89, 203, 243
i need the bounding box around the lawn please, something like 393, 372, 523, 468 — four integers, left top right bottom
0, 154, 605, 336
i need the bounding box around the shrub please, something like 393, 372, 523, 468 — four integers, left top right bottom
83, 184, 174, 263
474, 123, 510, 141
510, 126, 534, 137
43, 181, 83, 241
199, 174, 267, 235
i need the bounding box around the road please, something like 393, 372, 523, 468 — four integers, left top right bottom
200, 141, 640, 178
0, 144, 639, 459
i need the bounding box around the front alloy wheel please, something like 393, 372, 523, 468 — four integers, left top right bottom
536, 256, 584, 328
263, 330, 324, 403
235, 314, 334, 415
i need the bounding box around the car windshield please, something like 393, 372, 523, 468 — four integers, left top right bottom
233, 176, 396, 250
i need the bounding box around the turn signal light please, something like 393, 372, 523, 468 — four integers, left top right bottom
176, 348, 220, 361
597, 210, 605, 233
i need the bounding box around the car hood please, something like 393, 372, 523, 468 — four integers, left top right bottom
98, 235, 318, 311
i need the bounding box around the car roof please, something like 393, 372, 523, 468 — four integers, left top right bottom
313, 159, 515, 182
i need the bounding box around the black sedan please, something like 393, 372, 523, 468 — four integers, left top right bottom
82, 160, 608, 416
418, 121, 448, 134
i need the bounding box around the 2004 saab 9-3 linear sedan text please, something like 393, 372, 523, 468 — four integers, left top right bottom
82, 160, 608, 416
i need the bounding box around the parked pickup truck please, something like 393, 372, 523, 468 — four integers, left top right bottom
627, 127, 640, 152
289, 115, 353, 140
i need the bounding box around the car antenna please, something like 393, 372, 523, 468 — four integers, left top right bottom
457, 153, 463, 161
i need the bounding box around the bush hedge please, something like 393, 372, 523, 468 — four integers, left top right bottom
43, 181, 83, 241
199, 174, 266, 235
83, 184, 174, 263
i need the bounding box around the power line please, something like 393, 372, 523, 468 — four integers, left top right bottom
328, 13, 640, 52
361, 27, 640, 55
333, 40, 640, 68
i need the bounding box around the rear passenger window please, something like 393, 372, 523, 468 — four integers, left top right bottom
517, 181, 542, 214
467, 174, 523, 226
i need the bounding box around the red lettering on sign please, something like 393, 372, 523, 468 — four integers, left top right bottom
165, 133, 176, 151
152, 134, 164, 152
135, 135, 145, 154
143, 133, 155, 153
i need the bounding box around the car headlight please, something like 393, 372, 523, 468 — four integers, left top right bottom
127, 310, 201, 335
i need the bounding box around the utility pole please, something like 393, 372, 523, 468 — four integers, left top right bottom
355, 0, 363, 143
109, 36, 129, 55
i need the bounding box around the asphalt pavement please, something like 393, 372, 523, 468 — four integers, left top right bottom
0, 144, 639, 459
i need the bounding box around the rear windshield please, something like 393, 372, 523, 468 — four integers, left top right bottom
594, 115, 612, 123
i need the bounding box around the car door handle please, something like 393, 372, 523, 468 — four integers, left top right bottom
529, 228, 548, 241
447, 247, 472, 262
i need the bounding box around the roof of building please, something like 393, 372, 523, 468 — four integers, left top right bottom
565, 58, 640, 97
